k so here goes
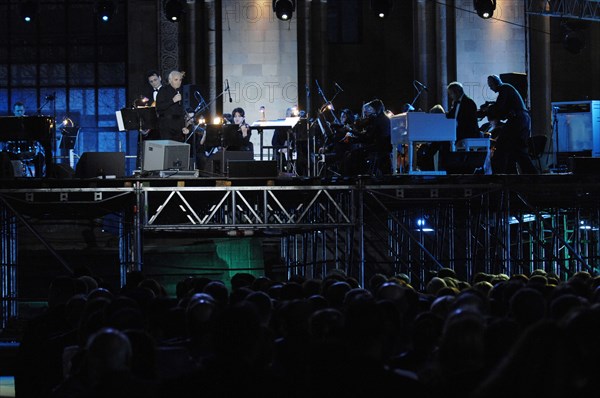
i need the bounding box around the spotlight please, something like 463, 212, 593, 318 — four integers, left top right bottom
94, 0, 116, 22
164, 0, 185, 22
273, 0, 295, 21
474, 0, 496, 19
20, 1, 39, 23
371, 0, 393, 19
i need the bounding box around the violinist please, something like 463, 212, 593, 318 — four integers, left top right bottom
230, 107, 253, 152
342, 99, 392, 176
324, 109, 355, 173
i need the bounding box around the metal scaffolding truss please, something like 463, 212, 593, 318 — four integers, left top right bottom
527, 0, 600, 21
2, 176, 600, 327
142, 184, 355, 231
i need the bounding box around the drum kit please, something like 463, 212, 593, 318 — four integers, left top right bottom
3, 140, 43, 177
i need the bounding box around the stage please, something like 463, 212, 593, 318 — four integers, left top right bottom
2, 172, 600, 326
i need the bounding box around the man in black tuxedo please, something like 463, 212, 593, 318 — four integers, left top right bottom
446, 81, 481, 141
155, 70, 192, 142
424, 82, 481, 172
137, 70, 162, 141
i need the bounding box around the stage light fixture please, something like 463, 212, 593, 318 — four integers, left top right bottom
164, 0, 185, 22
273, 0, 295, 21
474, 0, 496, 19
94, 0, 116, 23
371, 0, 393, 19
20, 1, 39, 23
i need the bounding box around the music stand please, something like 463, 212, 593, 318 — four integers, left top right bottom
222, 124, 242, 148
117, 107, 158, 169
203, 124, 224, 148
59, 127, 80, 150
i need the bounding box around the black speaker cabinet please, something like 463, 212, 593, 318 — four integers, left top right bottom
228, 160, 278, 178
569, 157, 600, 174
444, 152, 488, 174
75, 152, 125, 178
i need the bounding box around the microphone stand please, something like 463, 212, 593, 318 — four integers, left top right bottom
185, 88, 227, 171
314, 80, 341, 177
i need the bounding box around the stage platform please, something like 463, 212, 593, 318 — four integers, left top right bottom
1, 172, 600, 327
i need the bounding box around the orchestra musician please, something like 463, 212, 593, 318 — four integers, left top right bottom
342, 99, 392, 176
324, 108, 356, 174
1, 102, 46, 177
229, 107, 253, 152
433, 82, 482, 171
272, 107, 293, 171
483, 75, 537, 174
155, 70, 192, 142
137, 70, 162, 140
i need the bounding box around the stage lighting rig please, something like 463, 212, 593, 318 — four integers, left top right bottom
273, 0, 295, 21
370, 0, 393, 19
94, 0, 117, 23
20, 1, 39, 23
474, 0, 496, 19
164, 0, 185, 22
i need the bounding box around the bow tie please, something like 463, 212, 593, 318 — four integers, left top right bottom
153, 89, 158, 92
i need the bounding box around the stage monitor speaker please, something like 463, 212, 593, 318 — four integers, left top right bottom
228, 160, 278, 177
568, 157, 600, 174
75, 152, 125, 178
207, 150, 254, 175
143, 140, 190, 171
182, 84, 203, 113
443, 152, 487, 174
500, 72, 528, 103
49, 163, 75, 179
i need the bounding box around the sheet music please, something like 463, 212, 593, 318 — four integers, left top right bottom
250, 117, 300, 128
115, 110, 126, 132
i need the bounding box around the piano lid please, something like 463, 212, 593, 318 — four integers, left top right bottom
250, 117, 300, 129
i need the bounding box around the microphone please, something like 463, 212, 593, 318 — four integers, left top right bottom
176, 90, 181, 104
194, 91, 201, 100
414, 80, 428, 92
334, 82, 344, 92
305, 84, 310, 97
45, 93, 56, 101
225, 79, 232, 103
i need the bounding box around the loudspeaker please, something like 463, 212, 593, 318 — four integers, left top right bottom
49, 163, 75, 179
500, 72, 528, 103
206, 150, 254, 175
443, 152, 488, 174
75, 152, 126, 178
143, 140, 190, 171
568, 157, 600, 174
228, 160, 278, 177
182, 84, 203, 113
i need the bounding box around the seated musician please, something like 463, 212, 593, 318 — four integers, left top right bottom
323, 109, 355, 174
272, 107, 293, 171
2, 102, 46, 177
229, 107, 252, 152
342, 99, 392, 176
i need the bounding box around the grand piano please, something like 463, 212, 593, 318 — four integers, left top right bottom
390, 112, 456, 174
0, 116, 55, 177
